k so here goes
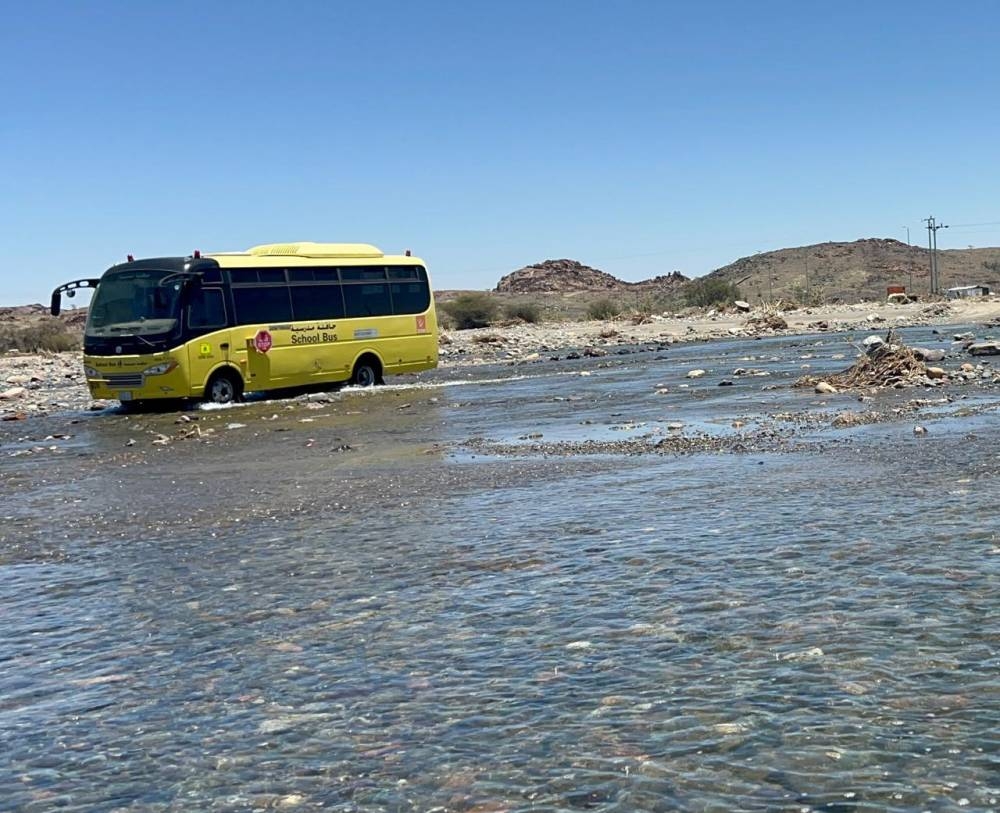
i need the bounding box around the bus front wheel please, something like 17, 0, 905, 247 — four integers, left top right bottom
351, 356, 383, 387
205, 369, 244, 405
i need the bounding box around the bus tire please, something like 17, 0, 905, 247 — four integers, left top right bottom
351, 355, 383, 387
205, 369, 244, 405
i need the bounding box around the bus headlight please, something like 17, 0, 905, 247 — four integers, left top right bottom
84, 366, 100, 379
143, 361, 178, 376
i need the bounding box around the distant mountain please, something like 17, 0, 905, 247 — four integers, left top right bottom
493, 239, 1000, 302
701, 238, 1000, 302
495, 259, 688, 293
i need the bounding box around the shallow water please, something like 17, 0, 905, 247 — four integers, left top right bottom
1, 330, 998, 811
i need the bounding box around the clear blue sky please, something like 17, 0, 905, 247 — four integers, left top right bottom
3, 0, 999, 305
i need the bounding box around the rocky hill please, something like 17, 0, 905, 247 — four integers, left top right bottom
701, 238, 1000, 302
494, 240, 1000, 302
495, 259, 688, 293
495, 259, 625, 293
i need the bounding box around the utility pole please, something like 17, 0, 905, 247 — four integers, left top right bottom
904, 226, 910, 245
923, 216, 948, 295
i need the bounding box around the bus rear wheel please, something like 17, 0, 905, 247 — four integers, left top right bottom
351, 356, 383, 387
205, 369, 244, 405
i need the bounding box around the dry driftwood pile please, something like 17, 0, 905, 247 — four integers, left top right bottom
797, 329, 933, 392
744, 306, 789, 332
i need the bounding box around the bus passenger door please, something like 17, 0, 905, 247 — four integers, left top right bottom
185, 287, 234, 397
245, 330, 273, 391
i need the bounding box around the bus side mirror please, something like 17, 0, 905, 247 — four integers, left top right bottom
51, 291, 61, 316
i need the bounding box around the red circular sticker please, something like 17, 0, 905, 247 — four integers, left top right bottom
253, 329, 273, 354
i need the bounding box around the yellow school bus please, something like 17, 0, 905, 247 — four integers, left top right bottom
50, 242, 438, 406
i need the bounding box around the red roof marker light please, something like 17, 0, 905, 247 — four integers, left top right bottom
127, 254, 134, 262
193, 249, 201, 259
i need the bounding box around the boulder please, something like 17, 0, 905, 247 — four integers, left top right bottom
968, 342, 1000, 356
815, 381, 838, 394
912, 347, 945, 363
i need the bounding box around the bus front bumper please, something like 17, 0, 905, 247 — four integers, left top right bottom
84, 357, 189, 402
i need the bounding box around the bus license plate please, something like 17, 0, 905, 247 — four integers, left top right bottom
118, 391, 133, 401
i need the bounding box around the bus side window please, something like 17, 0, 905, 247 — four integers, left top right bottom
188, 287, 227, 329
344, 283, 391, 317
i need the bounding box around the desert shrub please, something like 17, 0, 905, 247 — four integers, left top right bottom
586, 298, 621, 320
684, 277, 741, 308
504, 302, 542, 323
0, 320, 80, 353
440, 292, 500, 329
628, 293, 671, 322
791, 284, 825, 307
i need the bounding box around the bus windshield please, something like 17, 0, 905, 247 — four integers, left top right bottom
87, 269, 184, 337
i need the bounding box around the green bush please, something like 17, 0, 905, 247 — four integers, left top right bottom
0, 320, 80, 353
586, 298, 621, 320
504, 302, 542, 323
684, 277, 741, 308
440, 292, 500, 329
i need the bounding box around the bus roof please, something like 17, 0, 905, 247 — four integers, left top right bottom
205, 242, 423, 267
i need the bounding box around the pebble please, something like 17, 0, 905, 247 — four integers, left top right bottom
258, 718, 298, 735
782, 647, 825, 661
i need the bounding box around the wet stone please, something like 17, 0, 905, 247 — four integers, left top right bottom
968, 342, 1000, 356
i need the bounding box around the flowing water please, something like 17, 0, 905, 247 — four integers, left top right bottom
1, 329, 998, 812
